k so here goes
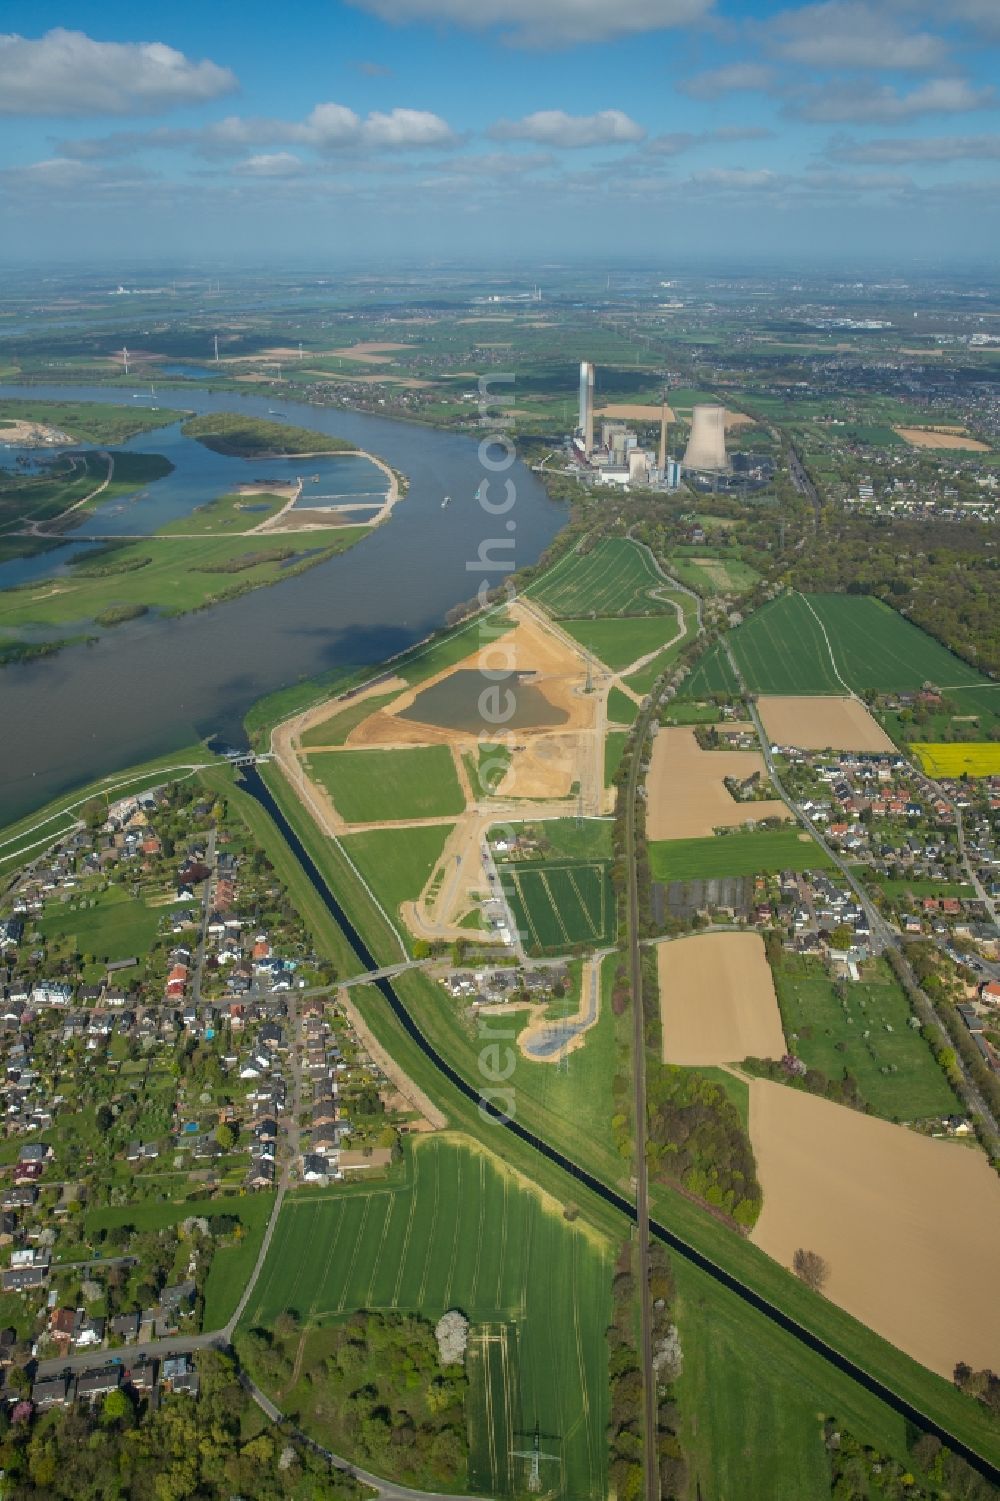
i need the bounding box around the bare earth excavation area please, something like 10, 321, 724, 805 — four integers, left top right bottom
657, 932, 787, 1065
749, 1080, 1000, 1377
646, 726, 788, 840
756, 695, 896, 753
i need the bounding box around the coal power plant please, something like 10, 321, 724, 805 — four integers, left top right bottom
682, 403, 729, 472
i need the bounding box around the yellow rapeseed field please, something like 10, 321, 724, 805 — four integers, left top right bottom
913, 742, 1000, 777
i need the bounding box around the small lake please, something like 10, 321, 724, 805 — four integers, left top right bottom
398, 670, 569, 732
0, 382, 567, 826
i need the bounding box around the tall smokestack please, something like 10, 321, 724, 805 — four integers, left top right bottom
682, 404, 728, 472
658, 402, 668, 475
578, 361, 595, 454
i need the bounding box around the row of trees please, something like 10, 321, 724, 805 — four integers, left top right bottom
607, 1241, 687, 1501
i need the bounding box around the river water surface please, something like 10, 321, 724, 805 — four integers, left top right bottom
0, 383, 565, 825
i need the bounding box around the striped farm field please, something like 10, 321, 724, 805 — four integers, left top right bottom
912, 742, 1000, 778
527, 537, 672, 617
500, 857, 615, 954
242, 1134, 611, 1501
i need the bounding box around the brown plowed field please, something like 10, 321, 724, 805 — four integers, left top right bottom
749, 1080, 1000, 1376
646, 727, 788, 840
894, 426, 990, 451
757, 696, 895, 753
657, 932, 786, 1065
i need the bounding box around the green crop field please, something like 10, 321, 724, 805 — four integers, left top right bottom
607, 686, 640, 725
604, 730, 627, 785
649, 828, 833, 881
299, 690, 400, 748
307, 744, 465, 822
242, 1135, 611, 1501
683, 641, 742, 697
340, 822, 454, 940
771, 954, 959, 1121
527, 538, 671, 618
500, 857, 614, 953
718, 592, 1000, 702
560, 614, 680, 670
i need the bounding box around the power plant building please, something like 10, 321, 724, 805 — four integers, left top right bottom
682, 404, 729, 472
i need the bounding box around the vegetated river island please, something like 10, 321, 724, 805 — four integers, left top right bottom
0, 406, 405, 665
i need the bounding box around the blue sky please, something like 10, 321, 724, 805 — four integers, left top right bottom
1, 1, 999, 265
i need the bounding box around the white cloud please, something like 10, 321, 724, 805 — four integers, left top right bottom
57, 103, 457, 161
789, 77, 996, 122
235, 152, 305, 177
825, 132, 1000, 163
0, 28, 236, 116
678, 63, 777, 99
766, 2, 948, 70
362, 108, 457, 147
490, 109, 644, 147
347, 0, 712, 47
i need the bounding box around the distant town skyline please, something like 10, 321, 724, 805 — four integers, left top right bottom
1, 0, 999, 263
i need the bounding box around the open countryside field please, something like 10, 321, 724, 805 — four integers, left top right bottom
749, 1079, 1000, 1377
657, 932, 786, 1065
721, 593, 999, 705
500, 857, 614, 954
894, 426, 991, 451
340, 823, 454, 936
912, 742, 1000, 778
757, 695, 895, 753
771, 954, 959, 1120
560, 613, 681, 670
306, 744, 465, 823
646, 727, 788, 840
242, 1134, 610, 1501
683, 642, 743, 698
649, 827, 834, 881
667, 552, 760, 597
527, 537, 671, 617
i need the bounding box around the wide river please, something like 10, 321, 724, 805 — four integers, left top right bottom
0, 383, 566, 825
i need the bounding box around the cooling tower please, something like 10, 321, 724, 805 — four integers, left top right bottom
682, 404, 728, 472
